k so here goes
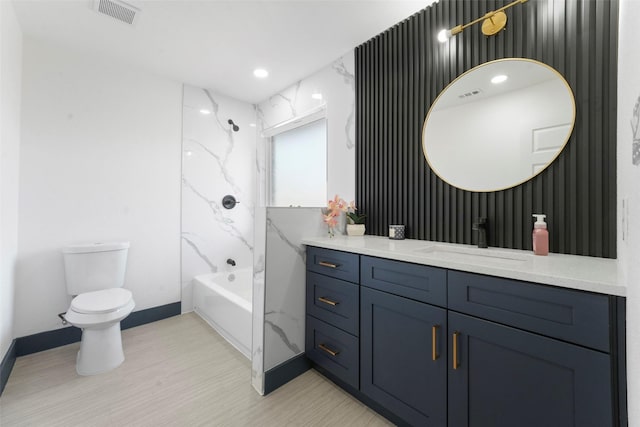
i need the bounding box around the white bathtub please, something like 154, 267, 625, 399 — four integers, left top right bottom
193, 269, 252, 359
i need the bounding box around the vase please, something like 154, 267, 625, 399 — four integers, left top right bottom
346, 224, 366, 236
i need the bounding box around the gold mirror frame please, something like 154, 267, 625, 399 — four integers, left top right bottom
422, 58, 576, 192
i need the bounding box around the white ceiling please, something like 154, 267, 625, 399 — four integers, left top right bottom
12, 0, 439, 104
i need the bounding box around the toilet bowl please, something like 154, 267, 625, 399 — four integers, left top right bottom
62, 242, 134, 376
64, 288, 135, 375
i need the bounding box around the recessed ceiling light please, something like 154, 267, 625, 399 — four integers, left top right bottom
253, 68, 269, 78
200, 109, 211, 115
491, 74, 508, 84
311, 92, 323, 100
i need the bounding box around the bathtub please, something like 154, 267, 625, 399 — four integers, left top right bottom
193, 269, 252, 359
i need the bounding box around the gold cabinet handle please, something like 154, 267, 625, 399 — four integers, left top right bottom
318, 343, 339, 357
318, 261, 338, 268
432, 325, 439, 361
318, 297, 339, 306
453, 331, 460, 370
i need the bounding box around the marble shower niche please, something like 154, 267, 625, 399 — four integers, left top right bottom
181, 86, 256, 312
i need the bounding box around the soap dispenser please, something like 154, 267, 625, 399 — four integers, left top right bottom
532, 214, 549, 256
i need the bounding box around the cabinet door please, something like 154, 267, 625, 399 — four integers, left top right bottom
361, 287, 447, 426
448, 311, 613, 427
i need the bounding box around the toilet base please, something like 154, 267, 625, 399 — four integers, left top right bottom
76, 322, 125, 376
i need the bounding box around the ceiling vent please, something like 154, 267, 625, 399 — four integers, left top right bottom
94, 0, 140, 25
458, 89, 483, 100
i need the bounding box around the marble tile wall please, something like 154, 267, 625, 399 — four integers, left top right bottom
181, 85, 256, 312
264, 208, 326, 371
256, 52, 356, 203
252, 52, 356, 393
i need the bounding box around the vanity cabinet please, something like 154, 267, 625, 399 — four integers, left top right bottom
447, 270, 614, 427
361, 287, 447, 426
360, 256, 447, 426
447, 311, 612, 427
305, 247, 360, 389
304, 246, 623, 427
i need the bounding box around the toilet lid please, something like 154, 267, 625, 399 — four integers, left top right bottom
71, 288, 132, 314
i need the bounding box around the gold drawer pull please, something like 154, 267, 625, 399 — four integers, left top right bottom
318, 343, 339, 357
318, 297, 339, 306
453, 331, 460, 370
432, 325, 439, 361
318, 261, 338, 268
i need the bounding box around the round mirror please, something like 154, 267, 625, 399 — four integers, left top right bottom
422, 58, 575, 192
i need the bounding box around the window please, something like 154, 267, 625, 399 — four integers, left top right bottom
268, 114, 327, 207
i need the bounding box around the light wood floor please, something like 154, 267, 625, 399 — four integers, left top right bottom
0, 313, 393, 426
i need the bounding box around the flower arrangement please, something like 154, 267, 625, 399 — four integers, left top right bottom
323, 195, 366, 237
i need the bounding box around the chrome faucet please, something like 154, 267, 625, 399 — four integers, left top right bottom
473, 217, 488, 248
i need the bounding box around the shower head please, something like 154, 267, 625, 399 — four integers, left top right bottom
227, 119, 240, 132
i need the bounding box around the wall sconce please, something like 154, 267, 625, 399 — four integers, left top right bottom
438, 0, 528, 43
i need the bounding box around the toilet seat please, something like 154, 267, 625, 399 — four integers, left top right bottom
71, 288, 133, 314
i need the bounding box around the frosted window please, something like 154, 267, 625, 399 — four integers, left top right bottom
270, 118, 327, 207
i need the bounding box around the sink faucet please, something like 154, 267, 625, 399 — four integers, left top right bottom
473, 217, 488, 248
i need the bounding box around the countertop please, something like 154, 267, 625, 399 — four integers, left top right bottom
301, 235, 627, 297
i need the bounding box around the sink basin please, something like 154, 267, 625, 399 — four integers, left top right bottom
414, 245, 530, 266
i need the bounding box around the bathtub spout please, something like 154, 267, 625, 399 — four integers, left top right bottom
226, 258, 236, 267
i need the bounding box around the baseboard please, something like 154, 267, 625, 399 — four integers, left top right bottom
263, 353, 312, 395
0, 340, 17, 397
121, 301, 181, 330
15, 301, 181, 357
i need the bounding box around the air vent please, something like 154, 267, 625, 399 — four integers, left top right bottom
458, 89, 483, 99
94, 0, 140, 25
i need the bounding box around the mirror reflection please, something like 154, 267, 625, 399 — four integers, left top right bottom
422, 59, 575, 192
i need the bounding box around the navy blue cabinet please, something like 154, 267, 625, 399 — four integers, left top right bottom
361, 287, 447, 426
448, 311, 613, 427
304, 248, 623, 427
305, 248, 360, 389
306, 315, 359, 389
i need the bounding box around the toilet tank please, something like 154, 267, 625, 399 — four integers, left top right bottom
62, 242, 130, 295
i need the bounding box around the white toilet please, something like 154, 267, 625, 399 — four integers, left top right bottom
62, 241, 135, 376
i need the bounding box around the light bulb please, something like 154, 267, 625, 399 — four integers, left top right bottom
437, 29, 452, 43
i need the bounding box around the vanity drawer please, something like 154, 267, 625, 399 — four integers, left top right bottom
306, 272, 359, 336
360, 256, 447, 307
448, 270, 610, 352
307, 247, 359, 283
306, 315, 359, 389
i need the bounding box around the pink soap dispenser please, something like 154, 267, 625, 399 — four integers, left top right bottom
532, 214, 549, 256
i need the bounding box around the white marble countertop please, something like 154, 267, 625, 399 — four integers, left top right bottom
301, 235, 627, 297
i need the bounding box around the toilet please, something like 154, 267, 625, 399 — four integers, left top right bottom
62, 241, 135, 376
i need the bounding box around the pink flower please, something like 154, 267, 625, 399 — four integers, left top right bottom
327, 194, 346, 212
323, 211, 338, 227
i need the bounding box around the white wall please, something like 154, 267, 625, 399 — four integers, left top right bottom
0, 0, 23, 359
181, 85, 256, 312
618, 0, 640, 423
15, 38, 182, 337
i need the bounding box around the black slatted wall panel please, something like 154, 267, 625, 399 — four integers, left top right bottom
355, 0, 618, 258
